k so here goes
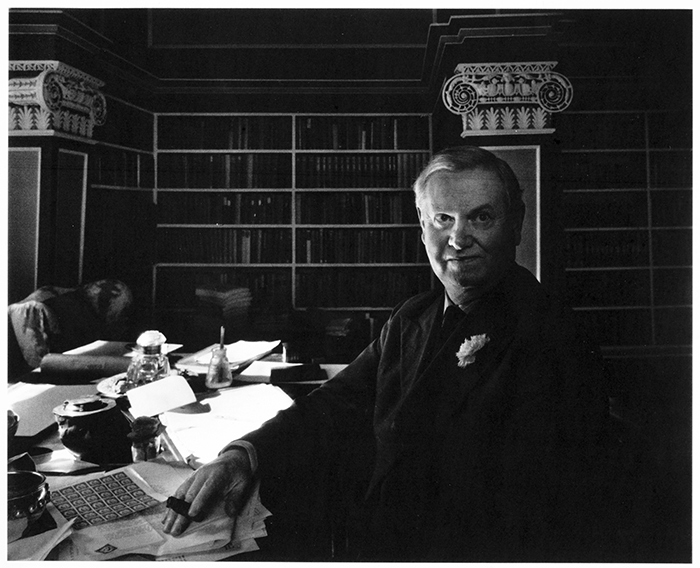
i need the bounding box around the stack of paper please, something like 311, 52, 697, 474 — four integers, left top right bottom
235, 360, 305, 383
52, 460, 270, 561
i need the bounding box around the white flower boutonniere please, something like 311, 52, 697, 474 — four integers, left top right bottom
456, 334, 490, 368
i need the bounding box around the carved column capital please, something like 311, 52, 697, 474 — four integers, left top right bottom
9, 60, 107, 138
442, 61, 573, 137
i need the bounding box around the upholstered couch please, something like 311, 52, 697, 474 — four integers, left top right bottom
8, 279, 133, 370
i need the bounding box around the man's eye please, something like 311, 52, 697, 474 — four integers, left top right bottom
472, 212, 495, 227
434, 214, 452, 225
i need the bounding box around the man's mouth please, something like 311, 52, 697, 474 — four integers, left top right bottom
448, 256, 481, 262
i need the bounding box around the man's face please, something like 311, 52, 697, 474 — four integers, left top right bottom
417, 167, 522, 303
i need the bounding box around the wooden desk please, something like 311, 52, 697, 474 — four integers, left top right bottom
8, 340, 348, 560
8, 382, 305, 560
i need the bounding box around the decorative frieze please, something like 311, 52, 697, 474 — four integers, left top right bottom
9, 61, 107, 138
442, 61, 573, 137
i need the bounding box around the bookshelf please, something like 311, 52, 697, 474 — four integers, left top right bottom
556, 110, 692, 352
153, 113, 432, 344
90, 145, 155, 189
83, 143, 156, 315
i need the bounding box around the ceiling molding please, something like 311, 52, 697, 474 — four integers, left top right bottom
422, 13, 567, 91
10, 9, 574, 106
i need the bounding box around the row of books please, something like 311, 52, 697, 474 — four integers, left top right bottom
157, 153, 292, 189
157, 227, 430, 264
91, 149, 153, 188
156, 152, 427, 190
158, 192, 291, 225
157, 191, 418, 225
195, 285, 253, 320
295, 191, 417, 224
157, 228, 293, 264
295, 116, 430, 150
295, 268, 432, 308
576, 308, 653, 347
557, 152, 648, 191
296, 152, 428, 189
156, 268, 292, 311
562, 192, 649, 229
591, 305, 689, 346
567, 228, 691, 269
155, 264, 434, 311
156, 115, 430, 152
565, 269, 651, 307
296, 228, 426, 264
649, 189, 692, 228
158, 115, 293, 150
565, 230, 649, 268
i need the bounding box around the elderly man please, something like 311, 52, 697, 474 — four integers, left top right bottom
163, 146, 610, 561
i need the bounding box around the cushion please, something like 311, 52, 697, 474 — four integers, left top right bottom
8, 280, 134, 368
7, 300, 58, 368
20, 285, 72, 305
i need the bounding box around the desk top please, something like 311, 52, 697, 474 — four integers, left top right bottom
8, 340, 346, 461
7, 340, 348, 561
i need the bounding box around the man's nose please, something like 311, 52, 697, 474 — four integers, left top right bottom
448, 218, 474, 249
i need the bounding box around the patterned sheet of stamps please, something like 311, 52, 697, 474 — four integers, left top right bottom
51, 470, 161, 530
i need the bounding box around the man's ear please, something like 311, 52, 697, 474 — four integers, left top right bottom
416, 205, 425, 226
512, 207, 525, 246
416, 206, 427, 243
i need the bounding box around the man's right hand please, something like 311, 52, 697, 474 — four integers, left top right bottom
161, 447, 253, 536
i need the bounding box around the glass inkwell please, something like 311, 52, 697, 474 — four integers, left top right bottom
125, 330, 171, 391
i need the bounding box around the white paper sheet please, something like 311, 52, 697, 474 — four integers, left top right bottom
175, 340, 280, 374
160, 384, 294, 467
63, 340, 183, 357
7, 516, 75, 561
126, 374, 197, 418
8, 382, 98, 437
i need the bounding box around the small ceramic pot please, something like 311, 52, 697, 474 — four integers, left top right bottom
53, 396, 132, 464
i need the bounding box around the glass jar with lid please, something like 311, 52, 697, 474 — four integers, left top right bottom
124, 330, 170, 391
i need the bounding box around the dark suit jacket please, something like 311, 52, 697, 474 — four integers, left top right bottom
242, 263, 611, 561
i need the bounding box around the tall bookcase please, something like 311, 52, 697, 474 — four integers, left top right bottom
83, 142, 156, 317
153, 113, 433, 346
556, 109, 692, 352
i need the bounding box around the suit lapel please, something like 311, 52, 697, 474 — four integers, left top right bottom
366, 297, 441, 494
398, 295, 443, 392
430, 304, 516, 430
403, 293, 514, 401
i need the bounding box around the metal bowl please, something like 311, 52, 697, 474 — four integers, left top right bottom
8, 409, 19, 450
8, 409, 19, 439
8, 471, 50, 543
